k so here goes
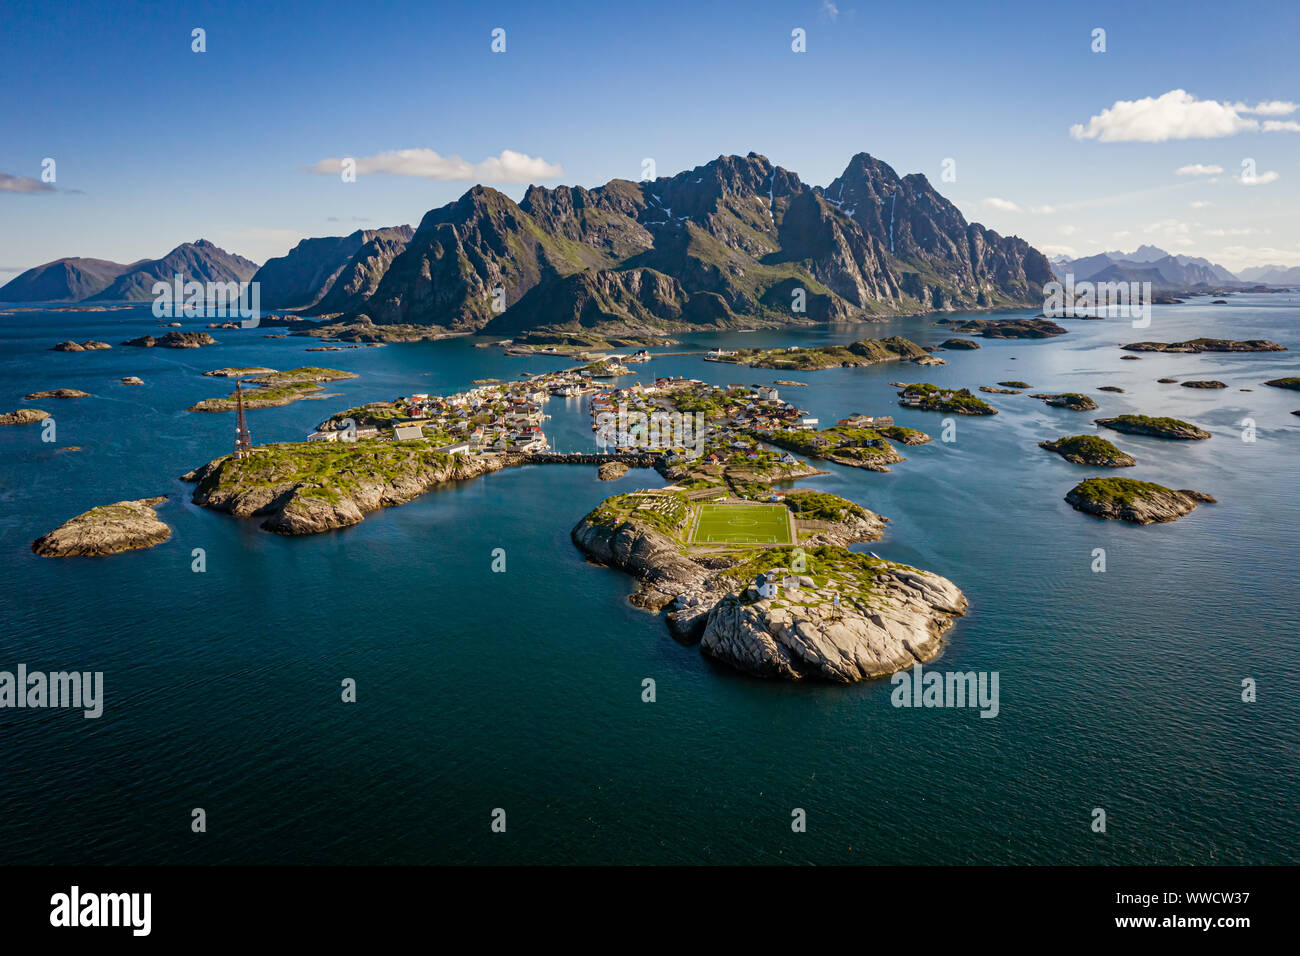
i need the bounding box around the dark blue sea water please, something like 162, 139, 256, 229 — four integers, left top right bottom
1, 296, 1297, 865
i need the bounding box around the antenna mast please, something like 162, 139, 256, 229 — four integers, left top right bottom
234, 380, 252, 459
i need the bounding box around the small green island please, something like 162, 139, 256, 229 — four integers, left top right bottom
936, 317, 1066, 339
187, 367, 358, 412
1094, 414, 1211, 440
1264, 377, 1300, 391
1121, 338, 1286, 354
760, 423, 909, 472
1030, 392, 1099, 411
897, 383, 997, 415
1064, 477, 1216, 524
1039, 435, 1135, 467
713, 335, 929, 370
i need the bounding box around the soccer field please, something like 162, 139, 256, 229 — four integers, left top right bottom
691, 502, 794, 545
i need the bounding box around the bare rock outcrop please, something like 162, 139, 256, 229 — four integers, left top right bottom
32, 497, 171, 557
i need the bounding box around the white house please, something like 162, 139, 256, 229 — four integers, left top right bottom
393, 423, 425, 440
756, 386, 779, 402
755, 573, 778, 600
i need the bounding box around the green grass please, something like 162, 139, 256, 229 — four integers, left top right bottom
196, 440, 451, 506
781, 490, 866, 522
1041, 434, 1131, 464
245, 367, 357, 386
692, 502, 793, 545
1069, 477, 1171, 506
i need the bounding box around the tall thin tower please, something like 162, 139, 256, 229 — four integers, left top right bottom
233, 380, 252, 459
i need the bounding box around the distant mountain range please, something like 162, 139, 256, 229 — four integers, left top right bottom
1237, 263, 1300, 284
0, 240, 258, 302
1049, 246, 1293, 290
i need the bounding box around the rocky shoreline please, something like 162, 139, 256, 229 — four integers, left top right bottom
182, 443, 510, 534
570, 497, 967, 682
1065, 478, 1215, 524
1095, 414, 1211, 440
1039, 435, 1135, 467
32, 497, 171, 556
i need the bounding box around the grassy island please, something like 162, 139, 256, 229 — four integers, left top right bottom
897, 383, 996, 415
1065, 477, 1215, 524
1039, 435, 1136, 467
188, 367, 358, 413
1094, 414, 1211, 440
760, 423, 905, 471
729, 336, 927, 370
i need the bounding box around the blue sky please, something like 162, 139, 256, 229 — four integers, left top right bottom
2, 0, 1298, 274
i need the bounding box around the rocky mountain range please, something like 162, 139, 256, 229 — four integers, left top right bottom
0, 240, 258, 302
348, 152, 1054, 337
250, 226, 414, 311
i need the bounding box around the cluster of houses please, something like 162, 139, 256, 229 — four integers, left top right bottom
583, 376, 820, 467
836, 413, 895, 428
900, 389, 952, 407
305, 381, 552, 454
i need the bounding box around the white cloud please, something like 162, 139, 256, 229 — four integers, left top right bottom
306, 148, 564, 183
1142, 219, 1196, 246
982, 197, 1022, 212
1217, 244, 1300, 270
1175, 163, 1223, 176
1232, 100, 1298, 116
1059, 224, 1078, 236
1202, 227, 1257, 236
1189, 200, 1213, 208
1070, 90, 1300, 142
1238, 169, 1280, 185
821, 1, 839, 19
977, 198, 1054, 215
1263, 120, 1300, 132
